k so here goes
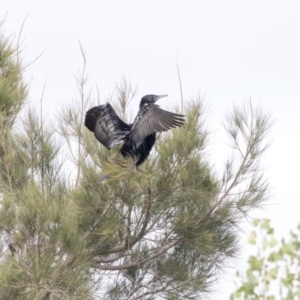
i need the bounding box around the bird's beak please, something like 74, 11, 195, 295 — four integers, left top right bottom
154, 94, 168, 102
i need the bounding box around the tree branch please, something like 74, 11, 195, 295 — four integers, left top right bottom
92, 236, 183, 270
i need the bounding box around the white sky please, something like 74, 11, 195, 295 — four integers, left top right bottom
2, 1, 300, 298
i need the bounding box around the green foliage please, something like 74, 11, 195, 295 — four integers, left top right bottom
0, 21, 272, 300
231, 219, 300, 300
0, 20, 27, 126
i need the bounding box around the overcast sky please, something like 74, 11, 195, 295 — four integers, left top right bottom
2, 1, 300, 298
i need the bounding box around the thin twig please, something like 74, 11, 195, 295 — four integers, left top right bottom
177, 55, 184, 113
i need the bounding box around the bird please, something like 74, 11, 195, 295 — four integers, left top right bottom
84, 94, 185, 168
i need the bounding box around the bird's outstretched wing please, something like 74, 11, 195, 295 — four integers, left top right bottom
85, 103, 131, 149
131, 104, 185, 147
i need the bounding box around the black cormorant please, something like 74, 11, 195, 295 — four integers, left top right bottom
84, 94, 185, 167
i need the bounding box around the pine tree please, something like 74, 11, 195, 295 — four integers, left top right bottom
0, 22, 272, 299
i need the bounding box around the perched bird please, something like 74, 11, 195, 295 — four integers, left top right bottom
84, 94, 185, 168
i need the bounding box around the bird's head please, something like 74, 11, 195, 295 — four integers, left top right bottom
139, 94, 168, 108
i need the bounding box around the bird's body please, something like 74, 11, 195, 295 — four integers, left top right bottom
85, 95, 185, 167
